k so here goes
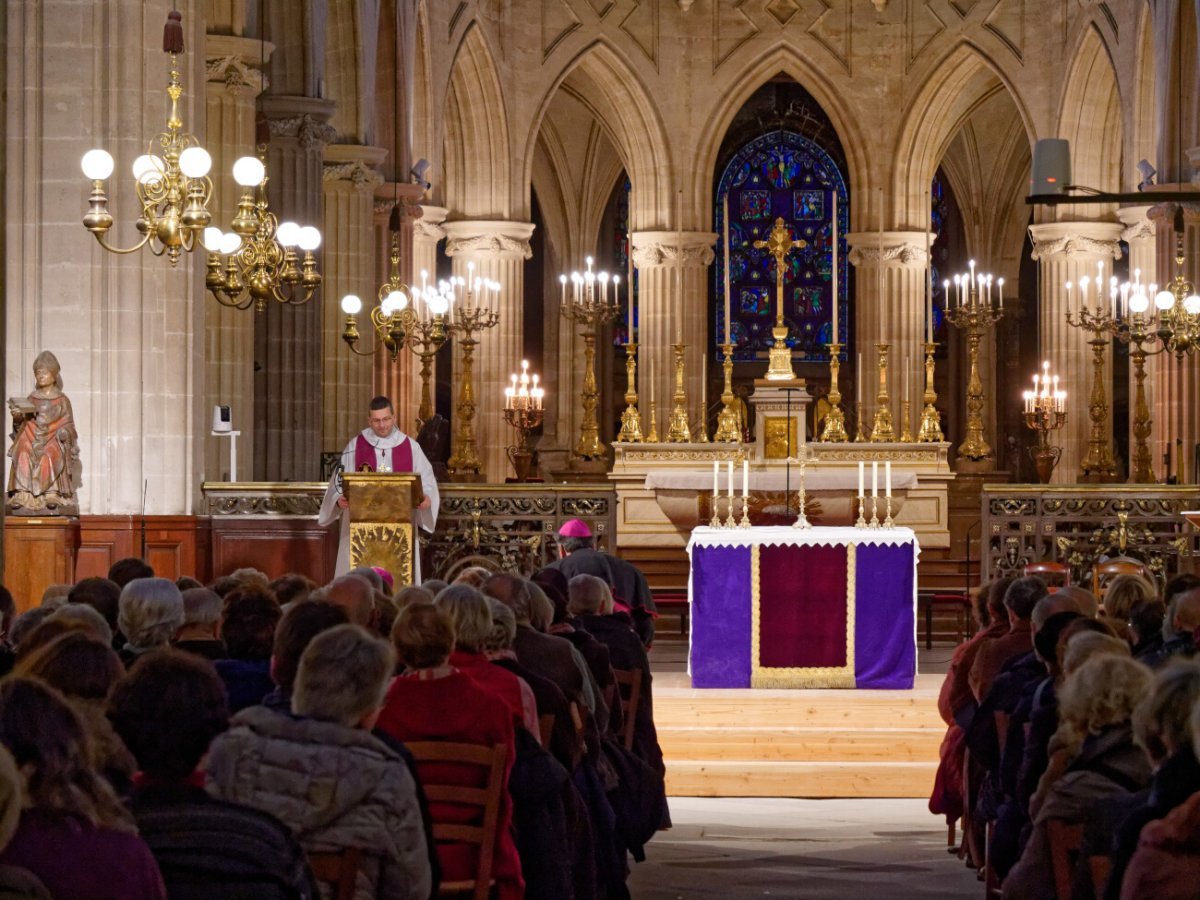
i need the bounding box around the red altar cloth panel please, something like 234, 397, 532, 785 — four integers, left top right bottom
758, 543, 848, 669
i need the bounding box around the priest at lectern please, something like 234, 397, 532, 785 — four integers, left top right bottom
319, 395, 440, 579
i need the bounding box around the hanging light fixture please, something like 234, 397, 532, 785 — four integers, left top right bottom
80, 9, 213, 266
340, 208, 423, 358
203, 0, 322, 312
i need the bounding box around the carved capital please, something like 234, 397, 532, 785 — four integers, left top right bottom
1029, 234, 1123, 261
205, 55, 265, 94
323, 160, 385, 189
414, 218, 448, 241
631, 242, 715, 268
847, 244, 928, 268
444, 232, 532, 259
267, 114, 338, 150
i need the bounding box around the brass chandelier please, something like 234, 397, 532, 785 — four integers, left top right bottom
204, 153, 322, 312
80, 10, 213, 266
340, 209, 425, 360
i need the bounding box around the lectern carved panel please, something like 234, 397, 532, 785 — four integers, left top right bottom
350, 523, 413, 586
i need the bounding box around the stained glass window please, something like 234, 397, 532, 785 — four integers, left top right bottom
715, 132, 849, 363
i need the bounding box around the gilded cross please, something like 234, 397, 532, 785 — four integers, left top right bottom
753, 217, 807, 327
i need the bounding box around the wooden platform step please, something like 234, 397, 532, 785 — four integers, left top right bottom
665, 761, 936, 798
658, 726, 942, 761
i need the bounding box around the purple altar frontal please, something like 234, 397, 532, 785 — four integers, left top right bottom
686, 525, 918, 689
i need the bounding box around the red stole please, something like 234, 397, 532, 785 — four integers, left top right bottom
353, 434, 413, 473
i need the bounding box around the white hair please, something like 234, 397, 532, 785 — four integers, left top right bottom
292, 624, 394, 727
118, 578, 185, 649
181, 588, 222, 627
47, 604, 113, 645
568, 574, 612, 616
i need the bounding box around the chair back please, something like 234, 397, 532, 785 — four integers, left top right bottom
1046, 819, 1084, 900
538, 713, 554, 748
612, 667, 643, 751
307, 848, 362, 900
1092, 556, 1149, 597
405, 741, 507, 900
1025, 561, 1070, 591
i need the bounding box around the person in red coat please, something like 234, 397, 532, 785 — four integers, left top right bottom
377, 603, 524, 900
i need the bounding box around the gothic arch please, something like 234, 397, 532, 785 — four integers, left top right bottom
892, 43, 1035, 229
442, 22, 511, 218
694, 46, 867, 227
522, 42, 671, 232
1057, 25, 1123, 200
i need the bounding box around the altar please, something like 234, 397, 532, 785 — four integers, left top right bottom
687, 525, 918, 690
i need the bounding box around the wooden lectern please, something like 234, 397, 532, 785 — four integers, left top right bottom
341, 472, 424, 585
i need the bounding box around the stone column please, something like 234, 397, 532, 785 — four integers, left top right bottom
254, 96, 336, 481
372, 184, 429, 433
846, 232, 933, 441
1029, 222, 1123, 483
443, 221, 535, 482
1149, 197, 1200, 482
1118, 206, 1163, 477
321, 146, 386, 455
203, 35, 265, 481
630, 232, 716, 439
6, 0, 206, 514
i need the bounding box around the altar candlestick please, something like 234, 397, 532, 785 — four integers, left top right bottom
926, 191, 933, 342
742, 459, 749, 499
831, 191, 839, 342
878, 189, 885, 336
627, 233, 635, 340
885, 460, 892, 497
857, 352, 863, 407
723, 195, 731, 344
872, 461, 878, 498
712, 460, 718, 496
858, 460, 864, 496
726, 460, 733, 500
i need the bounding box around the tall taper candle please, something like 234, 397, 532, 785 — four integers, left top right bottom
712, 461, 718, 496
742, 459, 748, 498
878, 188, 885, 336
926, 190, 933, 342
723, 195, 731, 344
885, 460, 892, 497
831, 191, 839, 342
628, 232, 635, 340
726, 460, 733, 500
858, 460, 864, 496
872, 461, 878, 498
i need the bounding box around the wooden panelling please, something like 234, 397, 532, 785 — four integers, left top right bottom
209, 518, 338, 584
3, 518, 80, 612
76, 516, 209, 582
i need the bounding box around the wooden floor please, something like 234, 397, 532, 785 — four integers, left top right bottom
651, 638, 946, 799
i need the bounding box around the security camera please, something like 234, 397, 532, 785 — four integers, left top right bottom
410, 159, 431, 191
1136, 159, 1156, 192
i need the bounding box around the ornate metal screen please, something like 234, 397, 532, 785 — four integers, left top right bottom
715, 131, 849, 363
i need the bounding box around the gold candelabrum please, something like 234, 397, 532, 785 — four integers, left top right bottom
616, 342, 643, 443
1111, 289, 1163, 484
753, 217, 807, 381
944, 265, 1005, 461
1154, 211, 1200, 358
854, 401, 869, 442
1064, 294, 1118, 481
792, 450, 811, 529
1022, 361, 1068, 484
869, 343, 895, 442
666, 342, 692, 443
646, 400, 660, 443
446, 274, 501, 476
713, 342, 741, 443
917, 342, 944, 442
560, 263, 622, 459
503, 360, 545, 482
819, 343, 849, 441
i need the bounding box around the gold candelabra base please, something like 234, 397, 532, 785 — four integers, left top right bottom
764, 323, 797, 381
503, 406, 544, 482
855, 494, 867, 528
1079, 333, 1117, 481
819, 342, 849, 442
854, 401, 869, 442
646, 400, 660, 442
917, 343, 943, 443
447, 336, 482, 476
870, 342, 895, 442
666, 342, 692, 443
900, 400, 914, 443
616, 342, 643, 443
713, 342, 741, 443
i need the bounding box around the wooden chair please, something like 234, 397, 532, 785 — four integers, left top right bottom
612, 667, 643, 751
405, 742, 508, 900
1046, 820, 1084, 900
1088, 855, 1112, 898
1025, 561, 1071, 592
1092, 556, 1150, 597
537, 713, 554, 748
307, 848, 362, 900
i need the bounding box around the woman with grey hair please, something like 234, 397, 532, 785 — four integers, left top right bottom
117, 578, 185, 664
207, 624, 432, 900
435, 585, 539, 741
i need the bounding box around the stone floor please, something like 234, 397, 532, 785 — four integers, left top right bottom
627, 797, 977, 899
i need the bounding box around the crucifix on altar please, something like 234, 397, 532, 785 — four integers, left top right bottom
754, 217, 807, 382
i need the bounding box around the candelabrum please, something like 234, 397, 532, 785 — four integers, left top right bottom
616, 343, 643, 443
855, 493, 867, 527
1064, 285, 1118, 481
944, 264, 1005, 461
917, 343, 944, 442
753, 218, 807, 381
1111, 302, 1162, 484
503, 360, 545, 482
1153, 211, 1200, 358
819, 343, 849, 442
446, 277, 501, 477
713, 342, 741, 442
560, 263, 622, 459
1022, 362, 1068, 484
869, 342, 896, 442
666, 342, 692, 443
900, 400, 914, 443
792, 451, 811, 529
854, 401, 869, 442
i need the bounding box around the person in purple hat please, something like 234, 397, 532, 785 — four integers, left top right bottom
546, 519, 656, 645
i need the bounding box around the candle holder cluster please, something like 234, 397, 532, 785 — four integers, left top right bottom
1064, 265, 1119, 481
503, 360, 545, 483
708, 457, 751, 529
855, 460, 897, 530
1022, 360, 1067, 484
446, 267, 501, 477
559, 259, 622, 460
944, 261, 1005, 461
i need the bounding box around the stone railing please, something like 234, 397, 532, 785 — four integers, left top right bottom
982, 484, 1200, 585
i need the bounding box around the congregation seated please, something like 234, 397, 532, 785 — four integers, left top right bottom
67, 576, 121, 639
108, 649, 319, 899
969, 576, 1048, 703
377, 603, 522, 900
118, 578, 185, 665
312, 574, 377, 630
174, 588, 226, 660
212, 588, 281, 712
0, 678, 166, 898
268, 573, 316, 608
260, 600, 349, 714
206, 624, 432, 900
1142, 585, 1200, 668
1129, 599, 1167, 661
109, 557, 154, 590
